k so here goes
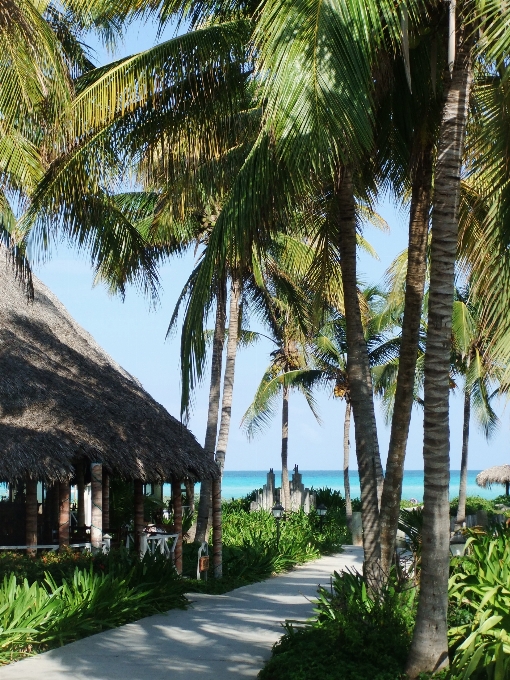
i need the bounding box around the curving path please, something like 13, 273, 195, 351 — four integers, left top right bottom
2, 547, 363, 680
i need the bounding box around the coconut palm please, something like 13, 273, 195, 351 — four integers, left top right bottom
312, 287, 400, 523
451, 288, 500, 528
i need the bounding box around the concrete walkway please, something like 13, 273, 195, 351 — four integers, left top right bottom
2, 547, 363, 680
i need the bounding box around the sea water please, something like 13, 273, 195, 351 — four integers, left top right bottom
201, 470, 501, 501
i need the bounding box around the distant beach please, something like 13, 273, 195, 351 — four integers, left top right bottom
188, 470, 500, 502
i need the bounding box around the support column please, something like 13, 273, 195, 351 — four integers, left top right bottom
134, 480, 144, 554
26, 475, 38, 556
77, 460, 85, 529
171, 478, 183, 575
90, 463, 102, 550
58, 482, 70, 548
102, 472, 110, 534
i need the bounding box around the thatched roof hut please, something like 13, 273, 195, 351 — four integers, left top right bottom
476, 465, 510, 495
0, 257, 216, 484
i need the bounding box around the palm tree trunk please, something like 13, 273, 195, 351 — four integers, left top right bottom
58, 482, 70, 548
26, 476, 38, 556
171, 477, 183, 574
134, 480, 144, 554
77, 460, 85, 529
335, 169, 382, 590
195, 282, 227, 543
343, 401, 352, 523
281, 384, 291, 511
102, 472, 110, 534
184, 478, 195, 512
380, 144, 434, 574
90, 463, 102, 550
213, 278, 241, 577
456, 390, 471, 527
406, 33, 473, 678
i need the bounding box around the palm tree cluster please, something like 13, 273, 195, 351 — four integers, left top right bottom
2, 0, 510, 675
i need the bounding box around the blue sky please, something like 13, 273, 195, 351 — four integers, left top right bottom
31, 19, 510, 472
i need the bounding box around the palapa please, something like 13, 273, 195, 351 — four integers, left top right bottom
476, 465, 510, 495
0, 257, 216, 484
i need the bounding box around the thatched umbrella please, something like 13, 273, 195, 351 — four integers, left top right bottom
0, 257, 216, 557
476, 465, 510, 496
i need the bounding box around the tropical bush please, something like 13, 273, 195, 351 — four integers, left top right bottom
449, 496, 499, 518
448, 526, 510, 679
0, 551, 187, 664
259, 569, 415, 680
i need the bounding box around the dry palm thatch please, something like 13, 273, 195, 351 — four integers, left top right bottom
0, 255, 216, 484
476, 465, 510, 490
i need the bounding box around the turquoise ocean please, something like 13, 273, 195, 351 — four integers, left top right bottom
213, 470, 500, 502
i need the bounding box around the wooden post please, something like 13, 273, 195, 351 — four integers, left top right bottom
58, 482, 70, 548
134, 480, 144, 554
212, 476, 222, 577
90, 463, 102, 550
102, 472, 110, 533
171, 478, 183, 575
26, 475, 38, 555
77, 460, 85, 529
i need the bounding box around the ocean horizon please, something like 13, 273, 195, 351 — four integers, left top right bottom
211, 469, 500, 502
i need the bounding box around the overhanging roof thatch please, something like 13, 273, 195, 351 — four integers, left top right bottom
0, 257, 216, 483
476, 465, 510, 489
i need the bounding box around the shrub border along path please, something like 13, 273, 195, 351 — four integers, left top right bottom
1, 548, 363, 680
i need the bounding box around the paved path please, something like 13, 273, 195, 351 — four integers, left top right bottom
2, 547, 363, 680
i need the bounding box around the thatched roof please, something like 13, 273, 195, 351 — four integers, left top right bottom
0, 256, 216, 483
476, 465, 510, 488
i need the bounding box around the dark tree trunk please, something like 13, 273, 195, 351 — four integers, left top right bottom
102, 472, 110, 534
77, 460, 85, 529
58, 482, 70, 548
406, 31, 473, 678
281, 384, 291, 511
90, 463, 102, 550
456, 391, 471, 527
184, 478, 195, 512
134, 480, 144, 554
344, 401, 352, 523
171, 478, 183, 574
26, 476, 38, 555
195, 282, 227, 543
380, 144, 434, 574
335, 169, 382, 590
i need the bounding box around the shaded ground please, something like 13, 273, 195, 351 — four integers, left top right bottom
2, 548, 363, 680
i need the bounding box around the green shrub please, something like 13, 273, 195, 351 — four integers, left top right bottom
449, 496, 496, 517
0, 551, 187, 664
448, 526, 510, 678
259, 570, 415, 680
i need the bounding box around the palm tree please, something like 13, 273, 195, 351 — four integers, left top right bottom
242, 283, 320, 511
451, 288, 500, 528
312, 287, 400, 524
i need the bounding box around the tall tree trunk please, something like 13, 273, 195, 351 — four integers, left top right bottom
77, 460, 85, 529
343, 401, 352, 523
90, 463, 103, 550
102, 472, 110, 534
380, 144, 434, 574
195, 283, 227, 543
335, 169, 382, 589
58, 482, 70, 548
171, 477, 183, 575
26, 476, 38, 556
456, 390, 471, 527
134, 480, 144, 554
184, 478, 195, 512
195, 282, 227, 543
281, 384, 291, 511
406, 33, 473, 679
213, 277, 242, 577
